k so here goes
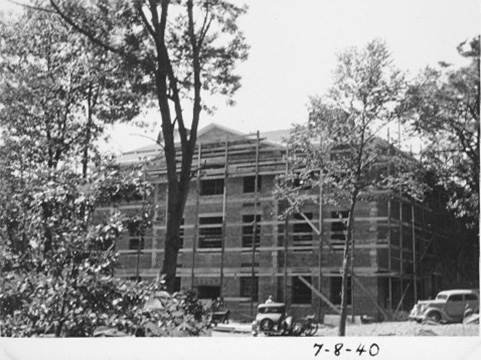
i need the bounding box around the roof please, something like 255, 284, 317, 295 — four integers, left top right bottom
197, 122, 246, 139
118, 123, 290, 165
438, 289, 479, 295
118, 143, 162, 165
257, 129, 290, 144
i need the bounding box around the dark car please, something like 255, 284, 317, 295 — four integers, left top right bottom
409, 289, 479, 323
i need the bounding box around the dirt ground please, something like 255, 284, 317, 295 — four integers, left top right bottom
315, 321, 480, 336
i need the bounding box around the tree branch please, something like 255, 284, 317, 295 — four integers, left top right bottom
136, 2, 156, 39
49, 0, 142, 68
6, 0, 57, 13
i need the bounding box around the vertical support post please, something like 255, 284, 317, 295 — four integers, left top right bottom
318, 136, 324, 322
136, 233, 141, 280
411, 201, 417, 302
399, 197, 404, 309
387, 129, 392, 311
387, 197, 393, 311
136, 160, 147, 281
191, 142, 201, 286
421, 205, 425, 297
419, 146, 424, 298
220, 138, 228, 298
283, 148, 289, 305
398, 118, 404, 310
151, 184, 158, 269
250, 132, 260, 317
350, 226, 355, 321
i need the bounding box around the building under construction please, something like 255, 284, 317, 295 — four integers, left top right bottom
111, 123, 457, 321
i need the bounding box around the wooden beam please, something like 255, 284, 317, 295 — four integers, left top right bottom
298, 276, 341, 316
220, 138, 228, 296
351, 274, 391, 321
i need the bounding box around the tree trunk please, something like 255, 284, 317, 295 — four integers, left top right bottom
158, 0, 201, 295
161, 205, 183, 292
160, 170, 193, 292
338, 196, 357, 336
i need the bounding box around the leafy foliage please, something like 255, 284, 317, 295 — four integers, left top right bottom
0, 5, 142, 173
0, 151, 210, 336
0, 3, 211, 336
404, 35, 480, 225
45, 0, 249, 292
278, 40, 426, 336
0, 272, 210, 337
278, 40, 425, 211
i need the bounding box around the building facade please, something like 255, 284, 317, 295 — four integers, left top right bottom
110, 123, 452, 321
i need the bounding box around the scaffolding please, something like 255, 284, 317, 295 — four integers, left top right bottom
113, 126, 440, 319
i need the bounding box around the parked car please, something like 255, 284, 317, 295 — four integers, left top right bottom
409, 289, 480, 324
251, 302, 294, 336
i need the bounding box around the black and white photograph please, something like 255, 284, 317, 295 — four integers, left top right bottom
0, 1, 479, 359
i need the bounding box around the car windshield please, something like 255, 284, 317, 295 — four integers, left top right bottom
258, 306, 285, 314
436, 294, 448, 300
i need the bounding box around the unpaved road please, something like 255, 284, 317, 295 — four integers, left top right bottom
311, 321, 479, 337
212, 321, 479, 337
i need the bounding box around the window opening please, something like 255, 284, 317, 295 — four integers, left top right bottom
242, 214, 261, 248
293, 213, 313, 250
128, 227, 144, 250
292, 276, 312, 304
197, 285, 220, 300
199, 216, 223, 248
331, 211, 349, 250
200, 179, 224, 196
243, 175, 261, 193
330, 276, 352, 305
240, 277, 259, 301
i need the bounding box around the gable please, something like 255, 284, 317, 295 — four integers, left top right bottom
197, 123, 245, 144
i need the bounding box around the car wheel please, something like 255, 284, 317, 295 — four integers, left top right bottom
305, 322, 318, 337
292, 321, 303, 336
260, 318, 274, 331
426, 312, 441, 323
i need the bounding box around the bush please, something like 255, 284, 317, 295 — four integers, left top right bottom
0, 274, 211, 337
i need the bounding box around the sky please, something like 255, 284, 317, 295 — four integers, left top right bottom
0, 0, 479, 153
114, 0, 480, 152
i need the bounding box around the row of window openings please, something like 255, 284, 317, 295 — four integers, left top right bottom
128, 212, 349, 250
201, 173, 359, 195
198, 276, 351, 305
126, 275, 350, 306
200, 176, 261, 196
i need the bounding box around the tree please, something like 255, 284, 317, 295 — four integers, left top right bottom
44, 0, 249, 292
0, 139, 212, 337
0, 6, 211, 337
0, 157, 127, 336
0, 6, 141, 176
278, 40, 424, 336
401, 36, 480, 285
0, 136, 211, 337
404, 36, 480, 226
0, 5, 142, 263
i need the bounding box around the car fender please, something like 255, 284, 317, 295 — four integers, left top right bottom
284, 316, 293, 328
